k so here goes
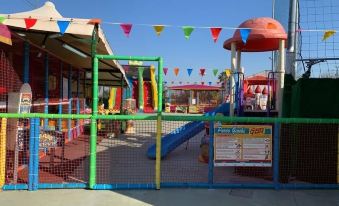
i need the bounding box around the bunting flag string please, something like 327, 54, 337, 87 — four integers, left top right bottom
163, 68, 168, 75
210, 27, 222, 43
24, 18, 37, 30
322, 30, 336, 41
0, 24, 12, 45
213, 69, 218, 76
240, 28, 251, 44
182, 26, 194, 39
57, 20, 70, 35
120, 23, 133, 37
153, 25, 165, 36
199, 68, 206, 76
0, 16, 5, 24
174, 67, 179, 76
187, 68, 193, 76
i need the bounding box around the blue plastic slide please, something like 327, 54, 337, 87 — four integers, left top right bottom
147, 103, 229, 159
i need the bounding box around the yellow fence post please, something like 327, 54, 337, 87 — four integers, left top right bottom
0, 118, 7, 190
155, 113, 162, 189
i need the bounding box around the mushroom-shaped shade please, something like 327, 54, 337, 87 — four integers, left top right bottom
223, 17, 287, 52
247, 87, 254, 95
262, 87, 268, 95
255, 86, 261, 93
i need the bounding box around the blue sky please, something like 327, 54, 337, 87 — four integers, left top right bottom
1, 0, 277, 84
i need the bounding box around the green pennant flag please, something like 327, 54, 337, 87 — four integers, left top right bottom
0, 16, 6, 24
182, 26, 194, 40
213, 69, 218, 77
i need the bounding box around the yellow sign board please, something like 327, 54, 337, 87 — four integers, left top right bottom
214, 124, 272, 167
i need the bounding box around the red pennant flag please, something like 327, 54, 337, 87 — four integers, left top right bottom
200, 68, 206, 76
210, 27, 222, 43
123, 65, 129, 72
120, 23, 133, 37
174, 67, 179, 76
163, 68, 168, 75
24, 18, 37, 30
201, 81, 205, 85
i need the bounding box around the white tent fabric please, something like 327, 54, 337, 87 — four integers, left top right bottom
1, 1, 129, 87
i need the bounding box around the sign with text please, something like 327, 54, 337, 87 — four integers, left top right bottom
214, 125, 272, 167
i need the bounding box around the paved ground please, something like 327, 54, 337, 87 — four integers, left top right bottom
1, 189, 339, 206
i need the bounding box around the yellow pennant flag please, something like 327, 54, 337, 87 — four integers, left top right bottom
153, 25, 165, 36
322, 30, 336, 41
225, 69, 231, 78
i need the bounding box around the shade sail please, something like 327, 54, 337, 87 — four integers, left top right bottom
1, 1, 129, 87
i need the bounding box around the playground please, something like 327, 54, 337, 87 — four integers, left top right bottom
0, 0, 339, 196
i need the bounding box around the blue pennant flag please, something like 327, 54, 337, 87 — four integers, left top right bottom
57, 20, 70, 35
187, 68, 193, 76
208, 81, 212, 86
240, 28, 251, 44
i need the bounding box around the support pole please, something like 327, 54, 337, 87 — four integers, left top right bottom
120, 75, 124, 114
208, 120, 214, 185
44, 53, 49, 130
230, 42, 236, 117
236, 50, 242, 116
286, 0, 298, 77
89, 24, 99, 189
68, 66, 72, 141
155, 57, 163, 189
23, 42, 30, 84
277, 39, 285, 117
76, 70, 80, 135
0, 118, 7, 190
58, 63, 63, 131
28, 118, 35, 191
33, 118, 40, 191
137, 67, 144, 112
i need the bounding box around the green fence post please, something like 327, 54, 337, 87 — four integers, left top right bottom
89, 24, 98, 189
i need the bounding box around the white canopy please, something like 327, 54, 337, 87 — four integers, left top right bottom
1, 1, 129, 87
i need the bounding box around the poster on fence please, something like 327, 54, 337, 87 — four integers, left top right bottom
214, 124, 272, 167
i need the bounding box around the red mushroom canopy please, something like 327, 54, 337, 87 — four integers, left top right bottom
223, 17, 287, 52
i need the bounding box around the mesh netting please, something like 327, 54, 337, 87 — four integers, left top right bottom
96, 119, 158, 184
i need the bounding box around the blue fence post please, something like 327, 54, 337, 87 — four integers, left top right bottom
33, 118, 40, 191
28, 118, 35, 191
208, 120, 215, 186
273, 122, 280, 190
58, 63, 63, 131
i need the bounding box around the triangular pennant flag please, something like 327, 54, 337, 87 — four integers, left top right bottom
171, 81, 174, 84
200, 68, 206, 76
57, 20, 70, 35
163, 68, 168, 75
179, 81, 182, 84
194, 82, 197, 84
0, 24, 12, 45
213, 69, 218, 77
182, 26, 194, 40
0, 16, 5, 24
120, 23, 133, 37
24, 18, 37, 30
174, 67, 179, 76
201, 81, 205, 85
240, 28, 251, 44
225, 69, 231, 78
210, 27, 222, 43
208, 81, 212, 86
187, 68, 193, 76
322, 30, 336, 41
153, 25, 165, 36
164, 81, 168, 84
186, 81, 190, 84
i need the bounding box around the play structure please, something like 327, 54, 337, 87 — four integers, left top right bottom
166, 84, 221, 113
223, 17, 287, 117
0, 0, 338, 192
